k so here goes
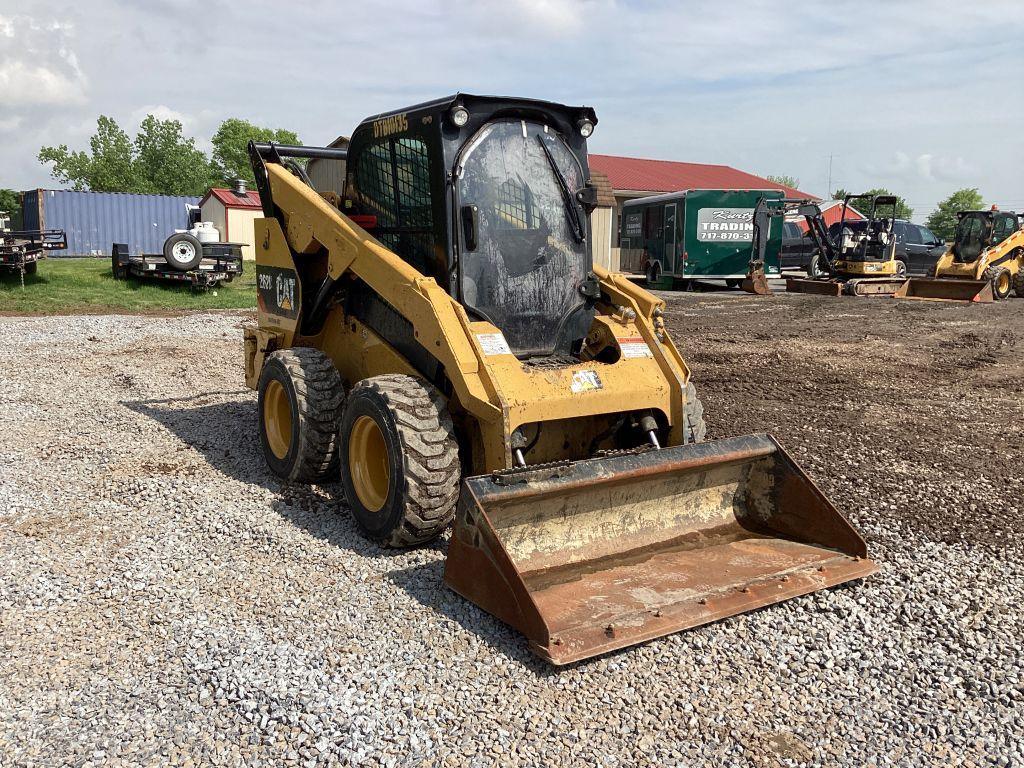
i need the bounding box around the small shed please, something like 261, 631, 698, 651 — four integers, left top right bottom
200, 184, 263, 260
306, 135, 351, 195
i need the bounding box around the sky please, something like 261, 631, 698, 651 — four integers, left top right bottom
1, 0, 1022, 222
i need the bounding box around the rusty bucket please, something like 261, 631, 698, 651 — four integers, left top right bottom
444, 434, 878, 664
892, 278, 994, 303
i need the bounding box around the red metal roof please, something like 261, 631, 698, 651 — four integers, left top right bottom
792, 201, 865, 232
588, 154, 816, 200
202, 188, 262, 209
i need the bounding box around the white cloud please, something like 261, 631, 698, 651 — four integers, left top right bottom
866, 152, 976, 185
0, 13, 86, 106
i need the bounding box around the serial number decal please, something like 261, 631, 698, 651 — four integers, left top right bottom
570, 370, 603, 393
257, 266, 299, 319
373, 113, 409, 138
617, 336, 653, 359
476, 332, 512, 356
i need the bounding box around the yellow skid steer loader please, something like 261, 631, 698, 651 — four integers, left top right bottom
243, 94, 876, 664
894, 208, 1021, 302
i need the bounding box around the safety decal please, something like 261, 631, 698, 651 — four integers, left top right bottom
617, 336, 653, 359
476, 332, 512, 356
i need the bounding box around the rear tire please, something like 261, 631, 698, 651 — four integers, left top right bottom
984, 266, 1012, 300
163, 233, 203, 271
684, 381, 707, 444
1014, 267, 1024, 298
23, 261, 37, 276
258, 348, 344, 483
339, 374, 460, 547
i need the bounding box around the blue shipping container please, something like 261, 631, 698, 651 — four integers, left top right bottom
22, 189, 200, 257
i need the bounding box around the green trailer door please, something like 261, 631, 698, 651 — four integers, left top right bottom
663, 203, 678, 275
681, 190, 784, 278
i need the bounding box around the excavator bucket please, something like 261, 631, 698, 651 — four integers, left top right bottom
444, 434, 877, 664
740, 261, 772, 295
892, 278, 994, 303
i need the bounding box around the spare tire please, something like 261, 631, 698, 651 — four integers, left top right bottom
163, 233, 203, 271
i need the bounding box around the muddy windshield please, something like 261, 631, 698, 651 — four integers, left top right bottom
456, 119, 591, 357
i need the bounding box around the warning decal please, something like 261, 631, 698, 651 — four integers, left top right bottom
476, 332, 512, 356
617, 336, 653, 359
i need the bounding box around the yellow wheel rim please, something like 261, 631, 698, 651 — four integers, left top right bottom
349, 415, 390, 512
998, 272, 1010, 294
263, 379, 292, 460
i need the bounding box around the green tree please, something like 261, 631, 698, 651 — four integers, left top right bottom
211, 119, 301, 186
0, 189, 23, 229
926, 188, 985, 242
766, 174, 799, 189
38, 115, 214, 195
832, 187, 912, 219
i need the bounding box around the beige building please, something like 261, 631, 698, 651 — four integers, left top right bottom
587, 171, 618, 271
305, 135, 350, 196
200, 184, 263, 260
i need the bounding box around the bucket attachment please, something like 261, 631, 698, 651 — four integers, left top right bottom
892, 278, 994, 303
444, 434, 878, 665
740, 260, 772, 295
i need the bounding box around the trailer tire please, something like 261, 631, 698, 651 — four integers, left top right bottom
258, 348, 344, 483
339, 374, 460, 547
983, 266, 1012, 300
684, 381, 707, 444
163, 233, 203, 271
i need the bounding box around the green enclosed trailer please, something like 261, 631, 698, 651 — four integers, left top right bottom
619, 189, 784, 289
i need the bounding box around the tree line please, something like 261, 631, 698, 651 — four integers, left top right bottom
36, 115, 301, 197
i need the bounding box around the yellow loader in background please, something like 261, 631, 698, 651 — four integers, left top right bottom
895, 208, 1021, 302
242, 94, 876, 664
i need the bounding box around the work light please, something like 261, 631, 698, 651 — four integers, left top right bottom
450, 105, 470, 127
577, 118, 594, 138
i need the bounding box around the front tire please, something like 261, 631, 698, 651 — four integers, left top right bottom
24, 261, 37, 276
808, 253, 825, 279
984, 266, 1012, 300
339, 375, 460, 547
258, 348, 344, 483
894, 259, 908, 279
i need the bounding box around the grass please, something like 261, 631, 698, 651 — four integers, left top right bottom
0, 258, 256, 314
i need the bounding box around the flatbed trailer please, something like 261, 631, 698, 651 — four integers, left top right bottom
0, 229, 67, 274
112, 242, 244, 290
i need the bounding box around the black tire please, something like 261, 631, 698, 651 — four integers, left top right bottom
725, 279, 742, 289
258, 348, 344, 483
646, 262, 661, 288
163, 233, 203, 271
23, 261, 37, 276
339, 374, 460, 547
894, 259, 908, 279
926, 263, 937, 278
807, 253, 824, 278
983, 266, 1012, 300
683, 381, 707, 444
1014, 267, 1024, 299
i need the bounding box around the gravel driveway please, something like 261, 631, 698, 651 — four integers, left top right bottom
0, 302, 1020, 767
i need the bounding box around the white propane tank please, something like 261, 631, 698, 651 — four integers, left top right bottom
193, 222, 220, 243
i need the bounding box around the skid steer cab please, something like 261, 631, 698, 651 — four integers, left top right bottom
242, 94, 876, 664
895, 209, 1021, 303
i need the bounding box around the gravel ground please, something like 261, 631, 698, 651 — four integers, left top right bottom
0, 298, 1021, 767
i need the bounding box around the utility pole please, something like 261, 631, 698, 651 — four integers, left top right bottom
827, 154, 834, 199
